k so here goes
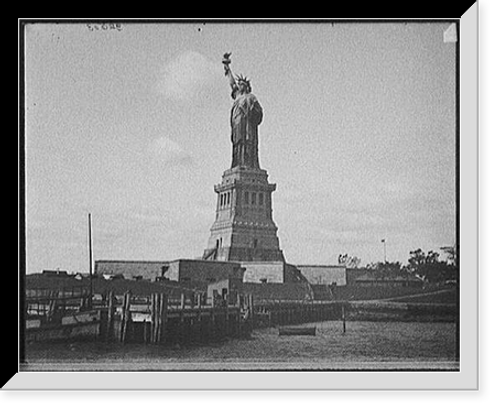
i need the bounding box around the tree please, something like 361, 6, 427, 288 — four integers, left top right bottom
440, 245, 457, 266
369, 260, 405, 280
407, 249, 449, 283
338, 253, 361, 268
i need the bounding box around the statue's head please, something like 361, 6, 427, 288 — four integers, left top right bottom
236, 74, 252, 93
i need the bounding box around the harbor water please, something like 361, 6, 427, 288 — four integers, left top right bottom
23, 320, 458, 370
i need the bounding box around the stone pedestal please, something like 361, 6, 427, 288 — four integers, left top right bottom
203, 166, 284, 262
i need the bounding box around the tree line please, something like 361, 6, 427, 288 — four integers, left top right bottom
338, 247, 458, 284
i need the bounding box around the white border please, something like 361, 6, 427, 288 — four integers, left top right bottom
7, 8, 478, 390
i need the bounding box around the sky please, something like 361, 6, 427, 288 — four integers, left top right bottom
23, 21, 457, 273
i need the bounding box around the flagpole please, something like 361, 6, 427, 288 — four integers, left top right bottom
88, 213, 93, 310
381, 239, 387, 263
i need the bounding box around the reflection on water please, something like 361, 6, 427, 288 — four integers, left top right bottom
23, 320, 458, 371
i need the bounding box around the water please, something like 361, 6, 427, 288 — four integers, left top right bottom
23, 320, 458, 370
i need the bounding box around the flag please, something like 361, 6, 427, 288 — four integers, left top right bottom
381, 239, 386, 243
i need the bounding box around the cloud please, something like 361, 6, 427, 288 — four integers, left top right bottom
159, 51, 220, 101
148, 136, 193, 166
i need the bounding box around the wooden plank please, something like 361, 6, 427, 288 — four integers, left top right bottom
26, 319, 41, 329
61, 310, 99, 325
131, 312, 152, 322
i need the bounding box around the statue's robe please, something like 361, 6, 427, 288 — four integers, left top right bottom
230, 92, 263, 169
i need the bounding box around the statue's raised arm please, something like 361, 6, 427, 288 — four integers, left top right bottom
222, 52, 238, 99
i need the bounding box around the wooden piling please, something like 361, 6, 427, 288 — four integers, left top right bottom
153, 293, 158, 344
210, 306, 216, 341
153, 293, 159, 343
153, 293, 157, 343
197, 293, 203, 342
158, 293, 162, 343
150, 293, 156, 343
157, 294, 161, 342
248, 294, 253, 328
143, 319, 148, 343
61, 287, 66, 313
119, 294, 127, 343
178, 293, 186, 342
224, 296, 229, 336
49, 290, 61, 321
151, 293, 162, 344
276, 301, 281, 325
157, 293, 165, 344
125, 292, 132, 342
341, 303, 346, 334
156, 293, 160, 343
106, 290, 115, 341
165, 294, 171, 343
236, 294, 241, 334
120, 291, 131, 343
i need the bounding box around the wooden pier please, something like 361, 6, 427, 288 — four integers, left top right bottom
25, 286, 347, 345
25, 288, 255, 344
103, 291, 252, 344
25, 278, 458, 345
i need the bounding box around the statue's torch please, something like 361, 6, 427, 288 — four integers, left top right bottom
222, 52, 232, 75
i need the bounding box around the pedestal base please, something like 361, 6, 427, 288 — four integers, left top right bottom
203, 166, 284, 262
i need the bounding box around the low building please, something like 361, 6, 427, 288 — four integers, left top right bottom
345, 268, 373, 285
163, 259, 244, 287
95, 259, 309, 293
41, 269, 69, 278
95, 259, 245, 287
207, 278, 312, 305
94, 260, 171, 281
240, 261, 306, 284
296, 265, 347, 286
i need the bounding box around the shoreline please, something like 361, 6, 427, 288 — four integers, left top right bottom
22, 320, 458, 371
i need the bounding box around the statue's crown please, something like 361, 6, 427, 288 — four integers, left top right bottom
236, 74, 252, 91
236, 74, 250, 86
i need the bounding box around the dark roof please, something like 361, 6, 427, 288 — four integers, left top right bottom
41, 270, 69, 276
95, 259, 171, 265
25, 274, 200, 297
95, 258, 241, 266
296, 264, 345, 269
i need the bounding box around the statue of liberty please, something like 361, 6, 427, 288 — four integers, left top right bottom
222, 53, 263, 169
